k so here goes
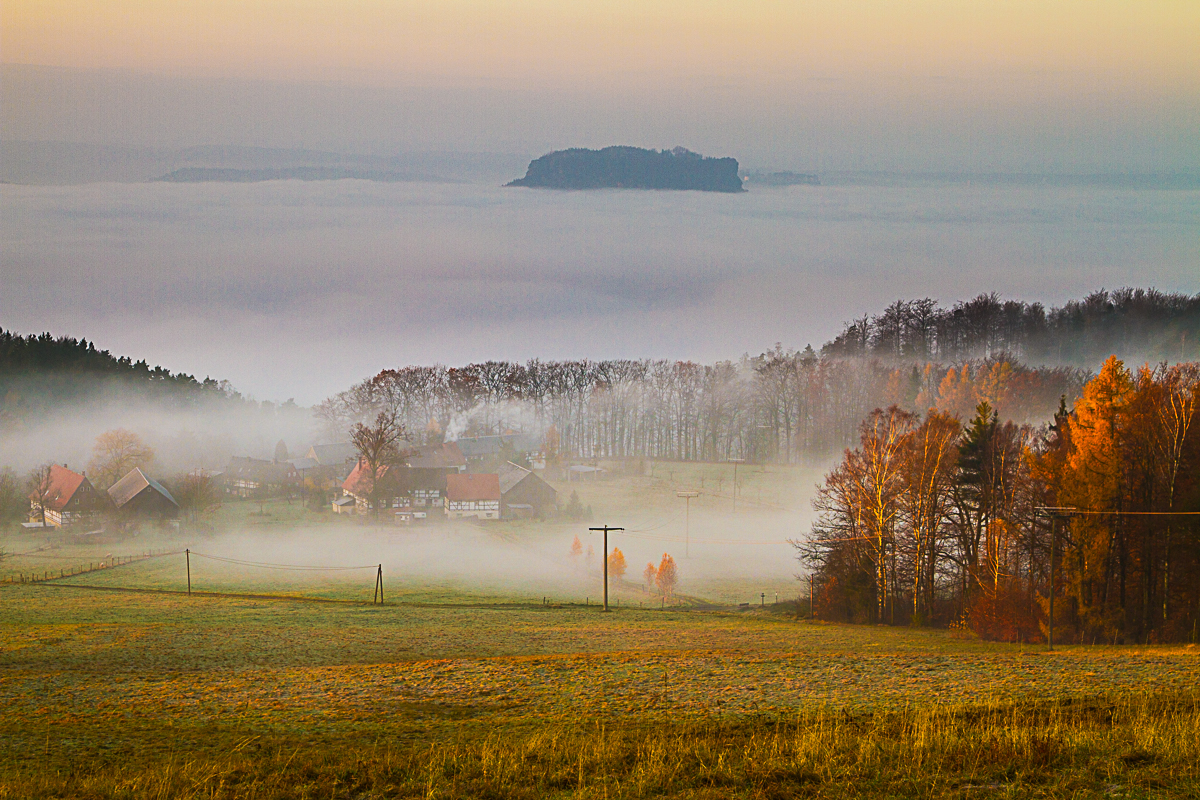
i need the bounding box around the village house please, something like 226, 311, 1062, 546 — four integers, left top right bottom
107, 468, 180, 519
498, 461, 558, 519
337, 443, 465, 520
444, 473, 501, 520
304, 442, 359, 483
451, 433, 543, 469
221, 457, 299, 498
28, 464, 107, 527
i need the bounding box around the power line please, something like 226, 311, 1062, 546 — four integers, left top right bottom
187, 552, 378, 571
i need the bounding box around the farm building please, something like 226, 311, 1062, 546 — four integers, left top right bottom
28, 464, 107, 527
445, 473, 501, 520
498, 461, 557, 518
221, 457, 299, 497
339, 443, 465, 517
451, 433, 542, 469
107, 468, 180, 519
304, 442, 359, 482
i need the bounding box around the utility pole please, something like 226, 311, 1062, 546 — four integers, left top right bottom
186, 548, 191, 596
676, 491, 699, 557
727, 458, 744, 512
1035, 507, 1076, 651
589, 526, 624, 612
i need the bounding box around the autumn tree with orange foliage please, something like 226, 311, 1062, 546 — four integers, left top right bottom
655, 554, 678, 597
643, 562, 657, 591
607, 547, 627, 580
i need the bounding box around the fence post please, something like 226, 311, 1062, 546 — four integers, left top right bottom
186, 549, 191, 596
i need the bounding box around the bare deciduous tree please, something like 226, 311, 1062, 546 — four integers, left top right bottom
88, 429, 154, 491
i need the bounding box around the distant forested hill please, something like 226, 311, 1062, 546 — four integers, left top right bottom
0, 329, 237, 423
506, 146, 744, 192
822, 288, 1200, 367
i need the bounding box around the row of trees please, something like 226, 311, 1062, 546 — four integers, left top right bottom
319, 353, 1085, 465
567, 538, 679, 596
800, 358, 1200, 644
822, 289, 1199, 367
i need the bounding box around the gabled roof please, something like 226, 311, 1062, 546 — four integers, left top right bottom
342, 459, 386, 497
307, 443, 358, 466
405, 442, 466, 470
498, 461, 532, 494
108, 468, 179, 509
289, 457, 319, 471
224, 457, 298, 482
446, 472, 501, 502
29, 464, 87, 511
451, 433, 542, 458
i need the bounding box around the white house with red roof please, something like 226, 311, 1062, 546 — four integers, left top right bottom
28, 464, 107, 527
444, 473, 501, 520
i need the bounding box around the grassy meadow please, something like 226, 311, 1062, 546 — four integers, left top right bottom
2, 465, 1199, 797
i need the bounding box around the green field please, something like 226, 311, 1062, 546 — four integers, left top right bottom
3, 470, 1200, 797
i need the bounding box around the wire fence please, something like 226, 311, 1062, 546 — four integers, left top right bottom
2, 549, 179, 585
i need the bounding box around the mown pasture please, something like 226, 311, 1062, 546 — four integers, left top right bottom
2, 552, 1199, 798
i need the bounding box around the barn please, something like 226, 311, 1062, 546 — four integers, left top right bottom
108, 468, 180, 519
498, 462, 558, 519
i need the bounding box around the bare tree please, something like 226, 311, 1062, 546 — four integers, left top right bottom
26, 463, 56, 526
174, 473, 219, 524
351, 410, 409, 520
88, 429, 154, 491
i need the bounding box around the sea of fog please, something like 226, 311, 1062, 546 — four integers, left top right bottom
2, 179, 1197, 405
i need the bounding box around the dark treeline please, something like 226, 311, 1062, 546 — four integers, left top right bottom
801, 358, 1200, 644
0, 328, 238, 425
823, 288, 1200, 367
319, 350, 1086, 464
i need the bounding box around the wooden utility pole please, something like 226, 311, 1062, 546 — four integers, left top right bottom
1035, 507, 1076, 651
676, 492, 699, 557
727, 459, 744, 512
186, 549, 191, 596
589, 526, 624, 612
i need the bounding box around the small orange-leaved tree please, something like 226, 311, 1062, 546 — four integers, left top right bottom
655, 553, 678, 597
607, 547, 627, 580
569, 535, 583, 560
643, 562, 657, 590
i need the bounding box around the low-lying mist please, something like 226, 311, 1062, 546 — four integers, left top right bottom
0, 392, 317, 475
176, 501, 811, 607
4, 179, 1195, 405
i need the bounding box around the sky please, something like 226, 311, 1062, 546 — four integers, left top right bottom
1, 1, 1198, 407
3, 1, 1199, 171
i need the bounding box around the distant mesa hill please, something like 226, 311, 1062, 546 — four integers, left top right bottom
744, 171, 820, 186
506, 146, 744, 192
155, 167, 448, 183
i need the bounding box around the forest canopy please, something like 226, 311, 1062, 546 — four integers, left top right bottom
823, 288, 1200, 367
0, 328, 239, 424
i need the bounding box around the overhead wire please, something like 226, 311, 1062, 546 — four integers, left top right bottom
187, 552, 378, 571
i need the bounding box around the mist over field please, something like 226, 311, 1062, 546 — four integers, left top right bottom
3, 179, 1196, 405
173, 502, 805, 607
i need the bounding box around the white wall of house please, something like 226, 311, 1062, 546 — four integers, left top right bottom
444, 499, 500, 520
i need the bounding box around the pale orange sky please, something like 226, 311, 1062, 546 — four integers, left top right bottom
4, 1, 1198, 170
5, 1, 1198, 92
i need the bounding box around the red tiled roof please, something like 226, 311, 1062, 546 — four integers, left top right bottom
342, 459, 388, 496
446, 473, 500, 502
29, 464, 86, 511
